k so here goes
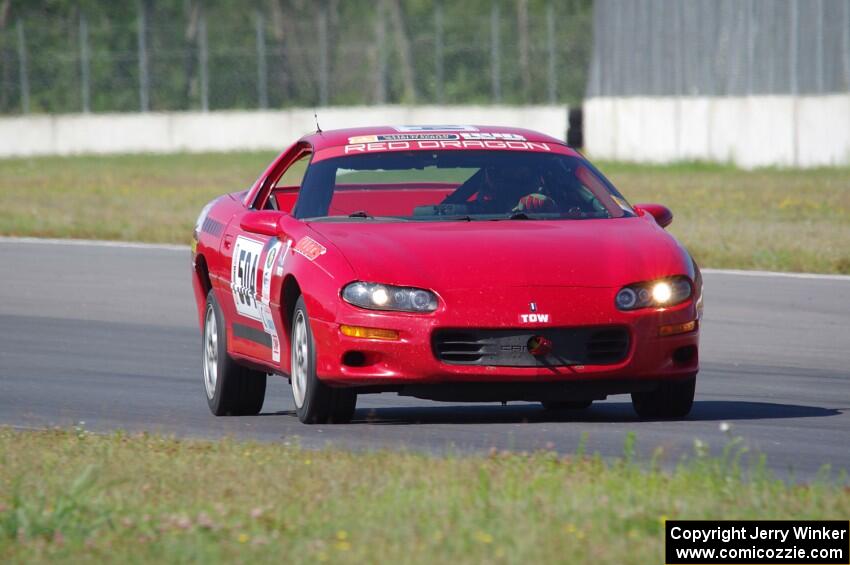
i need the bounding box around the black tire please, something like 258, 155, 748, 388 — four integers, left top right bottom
202, 290, 266, 416
290, 296, 356, 424
631, 378, 695, 419
541, 400, 593, 411
328, 388, 357, 423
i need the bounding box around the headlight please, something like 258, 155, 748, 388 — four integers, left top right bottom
615, 276, 692, 310
342, 282, 438, 313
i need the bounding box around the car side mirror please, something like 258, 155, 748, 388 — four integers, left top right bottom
277, 213, 298, 239
633, 203, 673, 228
240, 211, 283, 237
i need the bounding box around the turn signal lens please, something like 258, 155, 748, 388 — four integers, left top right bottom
340, 325, 400, 341
658, 320, 697, 337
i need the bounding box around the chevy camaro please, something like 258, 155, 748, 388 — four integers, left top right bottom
191, 125, 702, 424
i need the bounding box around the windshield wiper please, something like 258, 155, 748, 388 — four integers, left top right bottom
410, 214, 475, 222
505, 212, 534, 220
348, 210, 373, 219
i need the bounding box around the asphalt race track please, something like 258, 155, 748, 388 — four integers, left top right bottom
1, 238, 848, 479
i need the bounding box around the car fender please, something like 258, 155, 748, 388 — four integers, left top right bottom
191, 194, 242, 330
271, 224, 356, 374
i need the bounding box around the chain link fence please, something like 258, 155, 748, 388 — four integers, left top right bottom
588, 0, 850, 97
0, 0, 593, 115
8, 0, 845, 116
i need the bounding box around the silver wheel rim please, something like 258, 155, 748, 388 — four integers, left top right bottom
203, 305, 218, 400
291, 310, 309, 409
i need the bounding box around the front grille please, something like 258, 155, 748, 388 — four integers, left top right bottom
433, 327, 630, 367
586, 329, 631, 363
434, 336, 488, 364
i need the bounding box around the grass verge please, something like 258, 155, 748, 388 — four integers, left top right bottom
0, 153, 848, 273
1, 428, 847, 563
601, 161, 850, 274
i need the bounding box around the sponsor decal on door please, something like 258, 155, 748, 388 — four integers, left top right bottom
230, 236, 287, 363
260, 240, 283, 363
231, 236, 264, 321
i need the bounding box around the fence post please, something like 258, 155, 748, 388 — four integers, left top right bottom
80, 11, 91, 113
16, 19, 29, 114
844, 0, 850, 90
814, 0, 824, 93
434, 0, 444, 104
317, 3, 329, 107
137, 0, 149, 112
490, 1, 501, 103
255, 11, 268, 109
789, 0, 798, 95
546, 0, 556, 104
765, 0, 775, 93
198, 5, 209, 112
373, 0, 386, 104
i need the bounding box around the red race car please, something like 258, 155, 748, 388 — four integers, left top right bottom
191, 125, 702, 424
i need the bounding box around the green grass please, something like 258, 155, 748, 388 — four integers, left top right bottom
0, 428, 847, 564
600, 161, 850, 275
0, 152, 274, 244
0, 153, 848, 273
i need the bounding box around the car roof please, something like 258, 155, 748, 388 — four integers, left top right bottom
245, 125, 578, 207
299, 125, 569, 150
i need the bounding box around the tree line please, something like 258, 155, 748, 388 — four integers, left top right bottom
0, 0, 593, 114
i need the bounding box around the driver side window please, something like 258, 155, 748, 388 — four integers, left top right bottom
276, 153, 311, 189
264, 151, 312, 211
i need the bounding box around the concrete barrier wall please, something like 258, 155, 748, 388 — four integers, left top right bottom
584, 95, 850, 169
0, 105, 568, 158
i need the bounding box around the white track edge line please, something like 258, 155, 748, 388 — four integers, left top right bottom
1, 236, 848, 281
0, 236, 187, 251
701, 268, 850, 281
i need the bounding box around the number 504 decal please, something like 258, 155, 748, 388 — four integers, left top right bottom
231, 236, 264, 320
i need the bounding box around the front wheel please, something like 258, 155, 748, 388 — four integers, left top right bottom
631, 378, 695, 419
290, 296, 356, 424
202, 290, 266, 416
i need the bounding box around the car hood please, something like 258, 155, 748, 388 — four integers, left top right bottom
309, 217, 692, 291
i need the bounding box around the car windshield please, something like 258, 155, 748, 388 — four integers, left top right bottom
293, 150, 635, 222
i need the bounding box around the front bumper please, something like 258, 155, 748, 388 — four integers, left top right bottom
311, 294, 700, 391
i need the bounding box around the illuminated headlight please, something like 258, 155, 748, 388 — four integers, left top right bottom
342, 282, 438, 313
651, 282, 672, 303
615, 276, 692, 310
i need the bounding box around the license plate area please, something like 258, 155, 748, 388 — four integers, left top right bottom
433, 327, 630, 367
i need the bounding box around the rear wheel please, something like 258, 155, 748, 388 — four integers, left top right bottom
541, 400, 593, 411
631, 378, 695, 419
290, 296, 356, 424
203, 290, 266, 416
